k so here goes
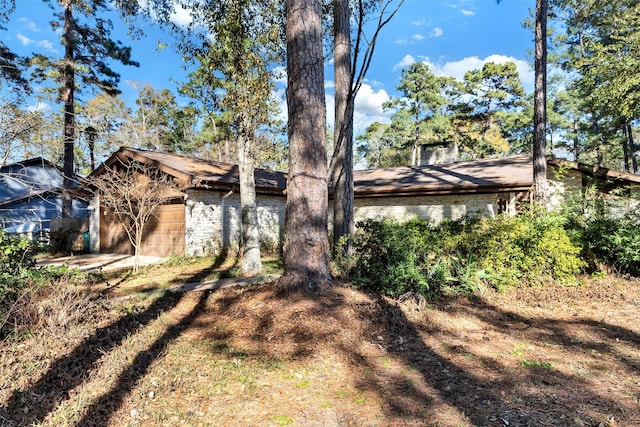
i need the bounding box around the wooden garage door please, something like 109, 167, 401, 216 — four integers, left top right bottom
139, 204, 185, 257
100, 207, 133, 255
100, 204, 185, 257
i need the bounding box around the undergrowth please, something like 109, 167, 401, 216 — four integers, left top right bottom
342, 190, 640, 298
345, 212, 585, 297
0, 229, 94, 341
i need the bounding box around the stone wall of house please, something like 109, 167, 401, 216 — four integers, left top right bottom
184, 190, 223, 257
350, 193, 499, 226
547, 167, 583, 210
419, 141, 459, 165
604, 192, 640, 218
89, 196, 100, 253
184, 189, 285, 257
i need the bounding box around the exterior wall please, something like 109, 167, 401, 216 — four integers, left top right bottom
89, 196, 100, 253
184, 189, 285, 257
547, 167, 583, 210
604, 192, 640, 218
352, 193, 499, 226
185, 190, 224, 257
419, 142, 459, 166
1, 196, 89, 234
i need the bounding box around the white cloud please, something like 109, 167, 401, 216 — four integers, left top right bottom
430, 27, 444, 38
36, 40, 55, 51
324, 84, 391, 136
17, 18, 40, 32
353, 84, 392, 134
392, 54, 416, 71
26, 101, 49, 113
170, 4, 192, 27
412, 33, 425, 41
461, 9, 475, 16
394, 38, 409, 45
411, 18, 428, 26
16, 33, 32, 46
139, 0, 192, 27
355, 84, 389, 116
425, 54, 535, 90
326, 93, 335, 130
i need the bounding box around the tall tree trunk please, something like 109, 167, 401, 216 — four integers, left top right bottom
238, 123, 263, 276
331, 0, 354, 253
573, 121, 580, 162
412, 115, 420, 166
533, 0, 549, 207
622, 122, 631, 172
86, 126, 96, 171
591, 116, 605, 166
62, 0, 75, 218
282, 0, 331, 290
134, 223, 142, 274
625, 122, 638, 173
628, 122, 638, 173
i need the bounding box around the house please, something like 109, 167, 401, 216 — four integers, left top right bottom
0, 157, 89, 240
350, 154, 640, 225
87, 147, 287, 257
89, 147, 640, 258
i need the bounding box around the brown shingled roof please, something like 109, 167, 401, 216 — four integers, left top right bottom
92, 149, 640, 199
93, 147, 287, 195
352, 155, 534, 197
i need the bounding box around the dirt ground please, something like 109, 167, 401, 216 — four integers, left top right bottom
0, 272, 638, 426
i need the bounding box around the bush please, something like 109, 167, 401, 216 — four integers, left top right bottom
348, 211, 585, 297
579, 212, 640, 276
0, 230, 36, 301
0, 274, 94, 341
0, 229, 88, 339
351, 219, 435, 296
465, 213, 585, 291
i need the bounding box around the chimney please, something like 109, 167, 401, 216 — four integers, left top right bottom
420, 141, 458, 165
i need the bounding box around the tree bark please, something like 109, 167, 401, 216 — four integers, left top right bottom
331, 0, 354, 253
622, 122, 631, 172
628, 122, 638, 173
62, 0, 75, 218
282, 0, 331, 290
238, 123, 264, 276
533, 0, 549, 207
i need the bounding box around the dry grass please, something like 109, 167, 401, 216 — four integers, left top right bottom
0, 264, 639, 426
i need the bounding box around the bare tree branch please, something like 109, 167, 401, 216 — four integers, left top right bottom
87, 159, 181, 272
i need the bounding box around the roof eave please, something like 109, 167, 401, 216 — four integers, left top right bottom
354, 184, 533, 198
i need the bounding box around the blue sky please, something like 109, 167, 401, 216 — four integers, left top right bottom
4, 0, 535, 137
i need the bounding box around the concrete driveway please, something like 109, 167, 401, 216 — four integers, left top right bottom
37, 253, 166, 272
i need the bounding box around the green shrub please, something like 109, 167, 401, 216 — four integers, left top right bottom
579, 212, 640, 276
0, 230, 83, 339
351, 218, 437, 296
348, 212, 585, 297
0, 230, 36, 298
466, 213, 585, 291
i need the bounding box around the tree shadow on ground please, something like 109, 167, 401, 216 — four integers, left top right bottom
200, 284, 639, 425
350, 294, 637, 425
167, 247, 240, 286
3, 269, 637, 425
0, 292, 186, 426
448, 298, 640, 374
0, 252, 231, 427
75, 290, 211, 427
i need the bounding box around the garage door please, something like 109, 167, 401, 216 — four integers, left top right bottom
139, 204, 185, 257
100, 204, 185, 257
100, 207, 133, 255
